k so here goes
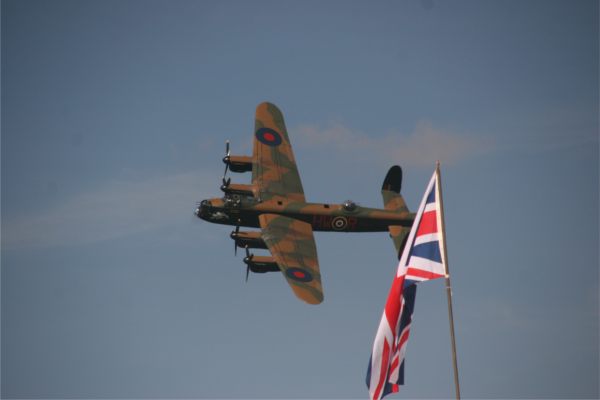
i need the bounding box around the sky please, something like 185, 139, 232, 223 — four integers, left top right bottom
1, 0, 598, 398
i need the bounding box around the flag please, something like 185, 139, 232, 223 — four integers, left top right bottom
366, 167, 447, 400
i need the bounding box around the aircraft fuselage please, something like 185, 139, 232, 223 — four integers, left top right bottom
196, 195, 414, 232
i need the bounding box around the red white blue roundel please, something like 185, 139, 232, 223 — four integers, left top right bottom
255, 128, 283, 146
331, 216, 348, 231
285, 267, 313, 282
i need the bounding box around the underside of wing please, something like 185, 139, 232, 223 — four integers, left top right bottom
258, 213, 323, 304
252, 102, 305, 202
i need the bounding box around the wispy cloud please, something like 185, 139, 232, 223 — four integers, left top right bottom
2, 170, 219, 250
3, 121, 491, 250
294, 120, 494, 166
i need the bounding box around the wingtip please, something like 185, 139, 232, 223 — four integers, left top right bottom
292, 285, 324, 305
303, 294, 324, 305
257, 101, 275, 109
290, 285, 324, 305
256, 101, 282, 114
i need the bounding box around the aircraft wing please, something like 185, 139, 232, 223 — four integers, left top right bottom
258, 213, 323, 304
252, 102, 305, 202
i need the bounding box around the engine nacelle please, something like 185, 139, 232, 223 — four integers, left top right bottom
221, 183, 254, 196
243, 255, 279, 273
223, 155, 252, 173
231, 230, 267, 249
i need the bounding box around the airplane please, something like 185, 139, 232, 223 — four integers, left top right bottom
195, 102, 415, 304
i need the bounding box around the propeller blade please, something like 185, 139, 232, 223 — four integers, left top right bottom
222, 140, 231, 182
243, 245, 252, 283
233, 224, 240, 256
221, 177, 231, 192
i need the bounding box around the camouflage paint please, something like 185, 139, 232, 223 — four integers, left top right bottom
200, 198, 414, 232
252, 102, 306, 202
259, 213, 323, 304
197, 102, 415, 304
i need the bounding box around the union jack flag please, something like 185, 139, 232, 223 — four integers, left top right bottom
366, 168, 447, 400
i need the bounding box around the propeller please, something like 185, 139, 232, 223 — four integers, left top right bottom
220, 141, 232, 192
230, 223, 240, 256
243, 245, 253, 282
221, 176, 231, 192
222, 140, 231, 180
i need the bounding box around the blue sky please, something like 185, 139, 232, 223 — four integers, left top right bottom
2, 0, 598, 398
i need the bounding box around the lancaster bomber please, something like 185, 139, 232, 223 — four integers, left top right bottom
195, 102, 415, 304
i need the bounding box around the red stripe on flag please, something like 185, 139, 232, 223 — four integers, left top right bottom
383, 275, 405, 334
373, 339, 391, 400
406, 267, 445, 280
389, 354, 399, 375
398, 326, 411, 349
416, 210, 437, 236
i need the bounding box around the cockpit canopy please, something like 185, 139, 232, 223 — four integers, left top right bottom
343, 200, 357, 212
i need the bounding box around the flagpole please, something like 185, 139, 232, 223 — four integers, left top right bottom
436, 161, 461, 400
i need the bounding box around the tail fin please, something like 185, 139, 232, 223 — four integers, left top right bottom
381, 166, 411, 258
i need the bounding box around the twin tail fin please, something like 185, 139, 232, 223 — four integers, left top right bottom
381, 166, 411, 259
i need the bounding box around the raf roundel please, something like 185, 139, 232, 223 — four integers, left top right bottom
255, 128, 283, 146
331, 216, 348, 231
285, 267, 313, 283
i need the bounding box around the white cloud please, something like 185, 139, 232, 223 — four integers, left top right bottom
2, 170, 220, 250
294, 120, 494, 166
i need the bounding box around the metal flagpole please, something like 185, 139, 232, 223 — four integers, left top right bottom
436, 161, 461, 400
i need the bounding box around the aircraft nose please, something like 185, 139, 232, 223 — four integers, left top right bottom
195, 200, 212, 219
